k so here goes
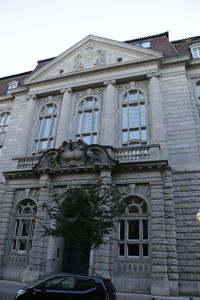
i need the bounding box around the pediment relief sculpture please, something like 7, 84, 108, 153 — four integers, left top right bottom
72, 42, 106, 71
34, 140, 117, 171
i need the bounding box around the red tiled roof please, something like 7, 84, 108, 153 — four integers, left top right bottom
0, 72, 31, 96
172, 36, 200, 56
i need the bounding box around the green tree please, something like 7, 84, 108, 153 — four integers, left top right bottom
42, 184, 124, 251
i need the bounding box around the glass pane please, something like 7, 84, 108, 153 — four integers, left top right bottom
21, 220, 30, 236
30, 220, 35, 237
93, 111, 99, 132
128, 220, 139, 239
140, 104, 146, 126
128, 244, 139, 256
37, 119, 43, 138
119, 244, 124, 256
119, 220, 125, 239
141, 129, 147, 141
129, 105, 139, 128
28, 240, 32, 252
12, 239, 16, 250
43, 118, 52, 138
122, 106, 128, 129
128, 205, 139, 213
24, 207, 32, 214
14, 220, 20, 236
41, 140, 48, 150
141, 203, 147, 213
129, 91, 137, 101
82, 135, 91, 144
139, 92, 145, 100
122, 131, 128, 144
83, 97, 94, 108
92, 134, 97, 144
130, 130, 139, 140
143, 220, 148, 239
47, 105, 54, 114
76, 113, 83, 134
197, 85, 200, 97
83, 112, 92, 133
19, 240, 27, 251
143, 244, 148, 257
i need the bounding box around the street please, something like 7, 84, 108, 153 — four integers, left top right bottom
0, 280, 200, 300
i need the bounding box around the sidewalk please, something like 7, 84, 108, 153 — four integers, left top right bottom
117, 292, 200, 300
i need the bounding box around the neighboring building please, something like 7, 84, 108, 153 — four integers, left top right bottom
0, 31, 200, 296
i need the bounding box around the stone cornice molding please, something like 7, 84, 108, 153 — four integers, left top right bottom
60, 87, 73, 94
103, 79, 116, 86
147, 71, 161, 79
26, 94, 37, 101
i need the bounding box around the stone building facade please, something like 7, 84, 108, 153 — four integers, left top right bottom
0, 32, 200, 296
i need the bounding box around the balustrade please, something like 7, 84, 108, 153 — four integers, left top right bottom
13, 144, 160, 170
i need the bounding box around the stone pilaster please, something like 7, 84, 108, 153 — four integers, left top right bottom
27, 173, 52, 281
150, 181, 170, 296
18, 94, 37, 156
147, 72, 168, 159
55, 88, 73, 148
163, 169, 179, 295
0, 188, 15, 276
102, 80, 116, 146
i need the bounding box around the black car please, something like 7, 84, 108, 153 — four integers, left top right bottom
14, 273, 116, 300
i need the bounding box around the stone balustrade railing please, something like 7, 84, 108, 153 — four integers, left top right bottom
13, 156, 40, 169
112, 144, 160, 162
13, 144, 160, 170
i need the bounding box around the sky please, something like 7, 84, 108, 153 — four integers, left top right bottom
0, 0, 199, 78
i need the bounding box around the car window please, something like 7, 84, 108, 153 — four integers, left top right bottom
74, 278, 96, 291
39, 276, 76, 290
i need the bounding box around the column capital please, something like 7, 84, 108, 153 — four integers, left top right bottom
147, 71, 161, 79
60, 87, 73, 94
103, 79, 116, 86
26, 94, 37, 101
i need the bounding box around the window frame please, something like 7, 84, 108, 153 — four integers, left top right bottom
121, 89, 147, 146
7, 80, 19, 94
196, 81, 200, 105
11, 199, 37, 253
0, 112, 10, 133
33, 103, 58, 153
190, 44, 200, 59
118, 197, 149, 259
75, 96, 100, 144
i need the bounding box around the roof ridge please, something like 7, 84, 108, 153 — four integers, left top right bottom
124, 31, 169, 43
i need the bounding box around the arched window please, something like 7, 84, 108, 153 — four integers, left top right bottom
122, 90, 147, 146
118, 196, 149, 258
12, 199, 37, 253
34, 103, 58, 152
0, 112, 10, 133
196, 82, 200, 104
190, 44, 200, 59
76, 96, 99, 144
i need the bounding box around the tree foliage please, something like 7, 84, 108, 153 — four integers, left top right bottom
42, 184, 125, 250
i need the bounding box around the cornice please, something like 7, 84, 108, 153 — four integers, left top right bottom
0, 94, 14, 101
161, 55, 190, 66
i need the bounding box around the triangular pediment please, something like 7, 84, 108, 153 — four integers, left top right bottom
25, 35, 162, 83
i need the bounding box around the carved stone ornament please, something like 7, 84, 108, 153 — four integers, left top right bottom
72, 42, 106, 71
34, 140, 117, 171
